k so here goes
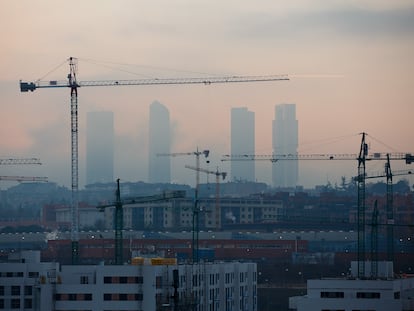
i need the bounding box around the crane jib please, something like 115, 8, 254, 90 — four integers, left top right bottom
20, 75, 289, 92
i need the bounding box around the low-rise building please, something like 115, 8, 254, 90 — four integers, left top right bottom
0, 251, 257, 311
289, 261, 414, 311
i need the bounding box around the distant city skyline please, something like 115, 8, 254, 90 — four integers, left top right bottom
86, 111, 114, 185
148, 100, 171, 183
272, 103, 299, 188
1, 1, 413, 189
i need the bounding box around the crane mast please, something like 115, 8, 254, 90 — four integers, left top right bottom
97, 179, 185, 265
69, 57, 80, 264
385, 154, 394, 263
357, 132, 368, 278
185, 165, 227, 230
159, 149, 210, 263
20, 57, 288, 264
357, 156, 413, 263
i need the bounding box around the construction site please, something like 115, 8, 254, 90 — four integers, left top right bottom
0, 57, 413, 311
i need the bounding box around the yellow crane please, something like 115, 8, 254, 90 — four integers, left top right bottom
185, 165, 227, 230
20, 57, 288, 264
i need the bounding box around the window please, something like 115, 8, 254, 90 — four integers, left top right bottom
0, 287, 3, 296
0, 299, 4, 309
120, 277, 127, 284
394, 292, 400, 299
320, 291, 344, 298
356, 292, 380, 299
28, 272, 39, 278
24, 298, 32, 309
25, 286, 32, 296
119, 294, 127, 300
11, 286, 20, 296
84, 293, 92, 301
156, 276, 162, 288
104, 276, 112, 284
80, 276, 89, 284
104, 293, 112, 301
11, 299, 20, 309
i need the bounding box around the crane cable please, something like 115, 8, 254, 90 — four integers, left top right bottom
35, 59, 68, 83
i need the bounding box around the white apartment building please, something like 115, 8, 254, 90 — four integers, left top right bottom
0, 251, 257, 311
289, 261, 414, 311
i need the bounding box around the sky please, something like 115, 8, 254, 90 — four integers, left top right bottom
1, 0, 414, 189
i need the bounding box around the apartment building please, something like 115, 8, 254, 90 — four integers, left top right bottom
0, 251, 257, 311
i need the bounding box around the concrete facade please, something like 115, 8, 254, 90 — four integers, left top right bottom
0, 251, 257, 311
289, 261, 414, 311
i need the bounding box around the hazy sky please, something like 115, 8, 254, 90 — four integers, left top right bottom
1, 0, 413, 189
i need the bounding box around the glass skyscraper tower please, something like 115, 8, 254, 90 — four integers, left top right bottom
272, 103, 298, 188
148, 100, 171, 183
86, 111, 114, 185
231, 107, 255, 182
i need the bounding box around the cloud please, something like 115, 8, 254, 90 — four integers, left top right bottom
228, 6, 414, 42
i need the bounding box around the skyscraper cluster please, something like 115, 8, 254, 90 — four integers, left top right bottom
85, 101, 298, 189
230, 104, 298, 188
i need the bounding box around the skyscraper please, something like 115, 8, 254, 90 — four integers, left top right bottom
272, 103, 298, 188
148, 100, 171, 183
231, 107, 255, 182
86, 111, 114, 185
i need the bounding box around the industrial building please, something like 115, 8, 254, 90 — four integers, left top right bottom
0, 250, 257, 311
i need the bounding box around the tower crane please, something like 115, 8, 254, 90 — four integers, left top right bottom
0, 176, 48, 182
355, 157, 413, 263
20, 57, 289, 264
158, 149, 210, 263
370, 200, 379, 278
222, 132, 414, 278
0, 158, 46, 183
96, 178, 186, 265
0, 158, 41, 165
185, 165, 227, 230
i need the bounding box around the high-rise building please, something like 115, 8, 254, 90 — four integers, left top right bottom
148, 101, 171, 183
86, 111, 114, 185
231, 107, 255, 182
272, 103, 298, 188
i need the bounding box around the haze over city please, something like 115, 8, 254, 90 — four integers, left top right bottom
1, 1, 413, 188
